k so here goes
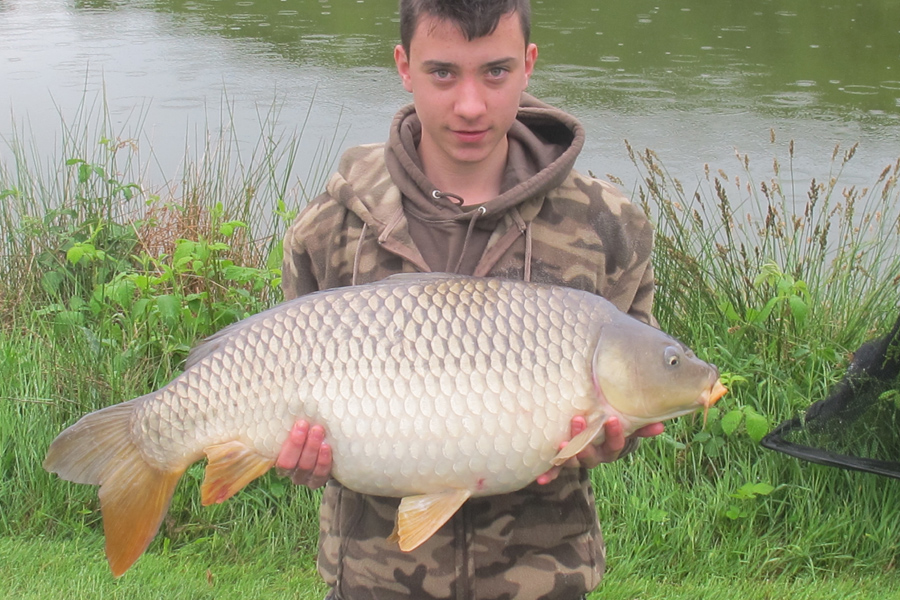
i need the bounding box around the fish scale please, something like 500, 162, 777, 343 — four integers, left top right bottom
44, 273, 726, 576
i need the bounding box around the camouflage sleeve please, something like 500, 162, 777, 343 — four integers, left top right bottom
622, 232, 657, 327
281, 193, 332, 301
591, 179, 656, 326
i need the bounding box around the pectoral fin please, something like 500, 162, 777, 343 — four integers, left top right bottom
201, 441, 275, 505
551, 416, 609, 466
390, 489, 472, 552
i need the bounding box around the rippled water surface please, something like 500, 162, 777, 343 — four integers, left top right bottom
2, 0, 899, 192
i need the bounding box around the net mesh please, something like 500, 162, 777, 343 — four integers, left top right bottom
760, 311, 900, 478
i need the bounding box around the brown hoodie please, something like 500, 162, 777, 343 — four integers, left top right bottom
281, 95, 655, 600
386, 94, 580, 275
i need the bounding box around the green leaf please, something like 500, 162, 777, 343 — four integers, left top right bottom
223, 265, 260, 283
267, 479, 287, 499
725, 505, 746, 520
173, 240, 199, 266
745, 482, 775, 496
731, 482, 775, 500
788, 295, 808, 322
66, 245, 86, 265
130, 274, 152, 292
156, 294, 182, 327
55, 310, 85, 327
720, 410, 744, 436
720, 372, 748, 388
645, 508, 669, 523
172, 257, 192, 274
776, 274, 794, 296
35, 303, 65, 316
267, 239, 284, 272
218, 220, 247, 237
703, 436, 724, 457
749, 296, 779, 324
718, 300, 741, 322
41, 270, 65, 296
744, 411, 769, 443
68, 296, 86, 312
659, 433, 686, 451
108, 279, 137, 309
131, 297, 151, 320
78, 162, 92, 184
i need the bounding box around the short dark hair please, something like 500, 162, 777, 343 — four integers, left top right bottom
399, 0, 531, 55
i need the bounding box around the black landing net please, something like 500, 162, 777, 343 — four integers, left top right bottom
761, 310, 900, 478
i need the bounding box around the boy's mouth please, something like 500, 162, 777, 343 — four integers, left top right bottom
453, 129, 488, 143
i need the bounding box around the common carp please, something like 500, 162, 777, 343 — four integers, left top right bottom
44, 273, 726, 576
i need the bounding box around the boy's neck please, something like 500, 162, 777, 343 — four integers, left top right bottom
420, 136, 508, 206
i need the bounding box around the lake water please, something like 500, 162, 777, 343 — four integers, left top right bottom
2, 0, 899, 199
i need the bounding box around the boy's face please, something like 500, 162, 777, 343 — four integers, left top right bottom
394, 12, 537, 173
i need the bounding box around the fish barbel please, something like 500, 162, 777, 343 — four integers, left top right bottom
44, 273, 727, 576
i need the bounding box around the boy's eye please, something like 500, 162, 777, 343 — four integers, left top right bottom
488, 67, 506, 78
433, 69, 451, 79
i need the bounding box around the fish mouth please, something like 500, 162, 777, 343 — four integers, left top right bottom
700, 379, 728, 426
705, 379, 728, 408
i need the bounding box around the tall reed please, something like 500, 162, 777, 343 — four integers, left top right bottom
593, 134, 900, 580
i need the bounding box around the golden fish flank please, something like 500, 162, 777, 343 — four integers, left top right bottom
43, 273, 727, 577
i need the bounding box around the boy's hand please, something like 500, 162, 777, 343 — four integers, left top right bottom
536, 416, 664, 485
275, 420, 332, 489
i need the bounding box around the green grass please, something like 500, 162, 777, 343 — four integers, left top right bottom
2, 535, 897, 600
2, 105, 900, 595
0, 535, 328, 600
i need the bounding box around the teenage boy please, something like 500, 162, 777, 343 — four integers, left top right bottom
276, 1, 663, 598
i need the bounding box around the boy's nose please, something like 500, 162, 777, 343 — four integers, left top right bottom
454, 78, 487, 121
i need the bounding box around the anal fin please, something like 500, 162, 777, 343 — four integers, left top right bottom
201, 440, 275, 505
389, 489, 471, 552
550, 416, 608, 466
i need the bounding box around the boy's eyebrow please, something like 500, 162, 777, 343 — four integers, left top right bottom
484, 57, 517, 69
420, 57, 517, 70
421, 59, 456, 70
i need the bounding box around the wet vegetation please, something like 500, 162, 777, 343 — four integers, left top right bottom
1, 107, 899, 597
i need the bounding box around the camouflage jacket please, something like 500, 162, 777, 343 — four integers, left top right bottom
281, 95, 655, 600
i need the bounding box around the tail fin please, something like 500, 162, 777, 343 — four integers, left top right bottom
44, 401, 186, 577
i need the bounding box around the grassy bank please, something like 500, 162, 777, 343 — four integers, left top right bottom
3, 535, 898, 600
1, 109, 899, 596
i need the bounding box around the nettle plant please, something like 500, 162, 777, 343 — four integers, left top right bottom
34, 156, 283, 377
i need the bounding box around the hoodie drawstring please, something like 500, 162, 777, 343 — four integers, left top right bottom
352, 222, 368, 286
452, 205, 487, 274
432, 189, 464, 206
524, 221, 533, 282
511, 208, 534, 283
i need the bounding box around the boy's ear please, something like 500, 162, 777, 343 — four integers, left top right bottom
395, 45, 414, 93
524, 43, 538, 87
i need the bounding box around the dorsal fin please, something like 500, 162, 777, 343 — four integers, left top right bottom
382, 272, 456, 283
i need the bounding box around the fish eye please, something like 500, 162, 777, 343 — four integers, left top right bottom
664, 346, 681, 367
